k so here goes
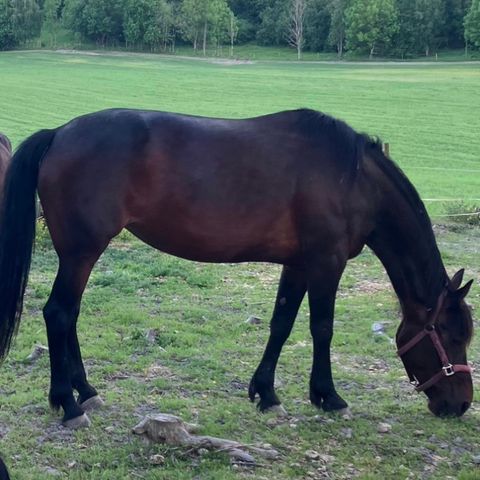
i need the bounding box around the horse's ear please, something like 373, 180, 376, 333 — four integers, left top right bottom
449, 269, 465, 291
451, 279, 474, 300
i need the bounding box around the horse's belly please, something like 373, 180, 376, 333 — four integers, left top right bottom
126, 214, 299, 264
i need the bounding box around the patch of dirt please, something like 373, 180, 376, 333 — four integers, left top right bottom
109, 242, 133, 251
0, 424, 10, 439
51, 48, 258, 66
247, 264, 281, 287
341, 280, 391, 296
36, 423, 75, 445
56, 49, 101, 56
145, 364, 176, 380
209, 59, 255, 65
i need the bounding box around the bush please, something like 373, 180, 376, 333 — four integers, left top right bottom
443, 201, 480, 227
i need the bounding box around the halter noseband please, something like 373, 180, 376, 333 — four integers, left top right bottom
397, 291, 473, 392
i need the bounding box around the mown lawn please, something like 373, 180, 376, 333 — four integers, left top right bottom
0, 51, 478, 479
1, 51, 479, 215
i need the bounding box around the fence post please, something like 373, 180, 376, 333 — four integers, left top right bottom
382, 142, 390, 157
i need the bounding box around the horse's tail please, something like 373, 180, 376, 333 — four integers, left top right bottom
0, 129, 56, 360
0, 454, 10, 480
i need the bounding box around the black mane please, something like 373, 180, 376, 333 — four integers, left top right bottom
367, 140, 448, 308
293, 108, 370, 181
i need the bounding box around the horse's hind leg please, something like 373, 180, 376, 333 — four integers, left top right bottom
69, 322, 103, 411
44, 250, 104, 427
249, 266, 306, 412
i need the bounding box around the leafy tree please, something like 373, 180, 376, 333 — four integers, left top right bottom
64, 0, 125, 45
180, 0, 205, 51
393, 0, 421, 57
123, 0, 148, 47
228, 0, 259, 42
0, 0, 43, 49
63, 0, 86, 39
143, 0, 174, 51
443, 0, 471, 49
0, 0, 474, 57
207, 0, 235, 54
465, 0, 480, 48
11, 0, 43, 45
287, 0, 306, 59
327, 0, 350, 56
43, 0, 62, 47
256, 0, 289, 45
304, 0, 330, 52
124, 0, 173, 50
180, 0, 233, 54
0, 0, 16, 49
345, 0, 398, 58
84, 0, 125, 45
227, 10, 239, 56
168, 0, 182, 52
414, 0, 445, 56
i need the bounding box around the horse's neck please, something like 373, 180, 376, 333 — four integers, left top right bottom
365, 160, 446, 312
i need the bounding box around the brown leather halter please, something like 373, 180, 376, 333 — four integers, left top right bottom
397, 291, 473, 392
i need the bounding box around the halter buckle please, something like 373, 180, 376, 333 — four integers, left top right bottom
442, 364, 455, 376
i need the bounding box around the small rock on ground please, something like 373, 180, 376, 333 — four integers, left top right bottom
246, 316, 262, 325
149, 454, 165, 465
377, 422, 392, 434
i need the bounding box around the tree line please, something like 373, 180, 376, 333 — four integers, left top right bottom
1, 0, 480, 58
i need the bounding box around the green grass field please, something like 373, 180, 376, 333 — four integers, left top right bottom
1, 50, 479, 216
0, 51, 479, 479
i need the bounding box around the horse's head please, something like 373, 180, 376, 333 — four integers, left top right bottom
396, 269, 474, 417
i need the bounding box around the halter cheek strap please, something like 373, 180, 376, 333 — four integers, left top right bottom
397, 289, 473, 392
397, 325, 473, 392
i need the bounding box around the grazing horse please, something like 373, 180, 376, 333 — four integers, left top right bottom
0, 133, 12, 194
0, 109, 474, 428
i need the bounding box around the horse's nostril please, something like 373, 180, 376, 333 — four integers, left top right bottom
460, 402, 470, 415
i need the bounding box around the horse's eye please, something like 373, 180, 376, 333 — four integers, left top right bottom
446, 306, 459, 314
437, 323, 448, 334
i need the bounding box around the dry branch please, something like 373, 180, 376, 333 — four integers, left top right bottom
132, 413, 280, 464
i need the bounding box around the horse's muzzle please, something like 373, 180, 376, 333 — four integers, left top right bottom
428, 400, 471, 417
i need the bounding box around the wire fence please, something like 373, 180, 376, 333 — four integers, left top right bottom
381, 143, 480, 221
431, 212, 480, 219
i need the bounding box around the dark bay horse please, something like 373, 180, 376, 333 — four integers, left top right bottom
0, 109, 474, 428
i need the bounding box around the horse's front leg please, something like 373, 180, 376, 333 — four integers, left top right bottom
307, 254, 348, 412
249, 265, 307, 412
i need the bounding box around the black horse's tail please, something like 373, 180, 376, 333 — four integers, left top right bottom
0, 129, 56, 360
0, 454, 10, 480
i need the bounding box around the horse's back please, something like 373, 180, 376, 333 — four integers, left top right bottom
37, 109, 365, 263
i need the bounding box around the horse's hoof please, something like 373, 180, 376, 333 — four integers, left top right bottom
337, 407, 353, 419
265, 404, 288, 417
63, 413, 91, 429
79, 395, 105, 411
320, 393, 348, 412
